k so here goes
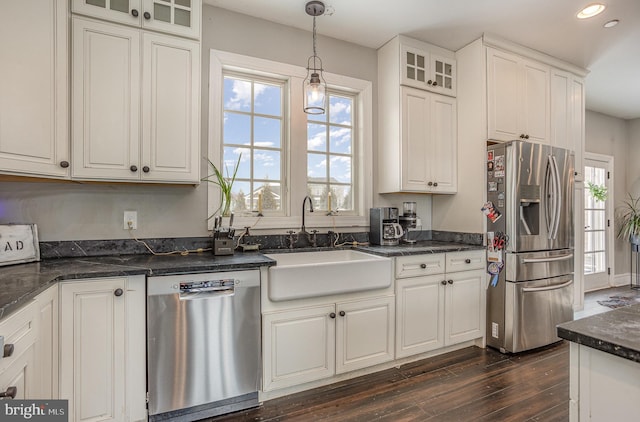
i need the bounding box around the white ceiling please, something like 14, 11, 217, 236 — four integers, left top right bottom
204, 0, 640, 120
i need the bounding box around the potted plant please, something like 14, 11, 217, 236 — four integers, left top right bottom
587, 182, 607, 202
617, 194, 640, 246
202, 154, 241, 219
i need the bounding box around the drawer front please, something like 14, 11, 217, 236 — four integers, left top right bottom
396, 254, 445, 278
446, 250, 485, 273
0, 301, 37, 373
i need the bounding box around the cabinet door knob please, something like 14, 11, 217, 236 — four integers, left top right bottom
0, 386, 17, 399
114, 288, 124, 297
448, 279, 453, 284
427, 80, 433, 85
441, 280, 447, 285
519, 134, 525, 139
131, 9, 139, 17
433, 182, 438, 187
432, 81, 438, 86
524, 134, 530, 139
3, 343, 14, 358
329, 312, 336, 319
339, 310, 346, 317
144, 11, 151, 20
465, 258, 471, 264
142, 166, 150, 173
428, 181, 433, 186
420, 263, 427, 269
130, 165, 138, 172
60, 160, 69, 168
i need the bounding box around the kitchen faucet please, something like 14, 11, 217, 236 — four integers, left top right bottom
300, 195, 314, 234
297, 196, 314, 246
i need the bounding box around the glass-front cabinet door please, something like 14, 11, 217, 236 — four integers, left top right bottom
72, 0, 200, 39
72, 0, 142, 27
142, 0, 200, 39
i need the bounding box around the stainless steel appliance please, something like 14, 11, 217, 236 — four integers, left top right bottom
147, 270, 261, 421
370, 207, 403, 245
486, 140, 574, 353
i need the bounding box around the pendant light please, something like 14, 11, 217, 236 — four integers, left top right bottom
303, 1, 327, 114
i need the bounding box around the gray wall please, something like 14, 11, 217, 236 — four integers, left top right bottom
584, 110, 631, 276
0, 5, 432, 241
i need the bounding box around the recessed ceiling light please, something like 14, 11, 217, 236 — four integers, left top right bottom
603, 19, 619, 28
577, 3, 606, 19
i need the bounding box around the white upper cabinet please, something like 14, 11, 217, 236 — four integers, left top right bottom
487, 47, 550, 144
396, 36, 456, 97
72, 17, 200, 183
0, 0, 69, 179
380, 86, 457, 193
72, 0, 201, 39
551, 69, 585, 182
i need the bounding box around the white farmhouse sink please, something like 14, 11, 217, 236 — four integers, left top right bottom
264, 250, 392, 301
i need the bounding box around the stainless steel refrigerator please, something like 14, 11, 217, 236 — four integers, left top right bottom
486, 140, 574, 353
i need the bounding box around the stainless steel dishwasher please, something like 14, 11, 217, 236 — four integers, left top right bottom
147, 270, 261, 421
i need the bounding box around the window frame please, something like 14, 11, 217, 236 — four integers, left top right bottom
222, 71, 287, 216
208, 49, 373, 231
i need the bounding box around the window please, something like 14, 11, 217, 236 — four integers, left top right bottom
307, 93, 355, 213
222, 73, 285, 215
208, 50, 372, 230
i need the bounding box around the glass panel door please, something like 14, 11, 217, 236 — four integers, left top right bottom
584, 156, 612, 291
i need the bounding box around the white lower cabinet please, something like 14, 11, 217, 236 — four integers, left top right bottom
35, 284, 59, 399
59, 276, 146, 422
0, 301, 38, 400
263, 295, 395, 391
395, 250, 485, 359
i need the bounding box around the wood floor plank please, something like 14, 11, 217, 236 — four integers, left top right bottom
206, 342, 570, 422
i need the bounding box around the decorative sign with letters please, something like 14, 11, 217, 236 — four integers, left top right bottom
0, 224, 40, 266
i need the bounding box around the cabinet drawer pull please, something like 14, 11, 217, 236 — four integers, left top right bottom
420, 263, 427, 269
144, 11, 151, 20
465, 259, 471, 264
339, 311, 346, 317
0, 386, 17, 399
448, 279, 453, 284
441, 280, 447, 285
3, 343, 14, 358
131, 9, 139, 17
427, 181, 433, 186
433, 182, 438, 187
142, 166, 150, 173
114, 288, 124, 297
59, 160, 69, 168
130, 165, 138, 172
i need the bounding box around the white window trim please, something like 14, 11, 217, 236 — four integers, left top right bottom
208, 49, 373, 232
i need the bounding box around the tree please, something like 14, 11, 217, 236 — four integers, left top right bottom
232, 189, 247, 212
262, 182, 278, 210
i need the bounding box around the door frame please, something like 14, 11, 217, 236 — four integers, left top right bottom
583, 152, 615, 290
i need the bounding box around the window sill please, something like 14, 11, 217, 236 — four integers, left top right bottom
211, 214, 368, 233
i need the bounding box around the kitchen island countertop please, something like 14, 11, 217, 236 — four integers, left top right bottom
0, 252, 275, 320
557, 303, 640, 363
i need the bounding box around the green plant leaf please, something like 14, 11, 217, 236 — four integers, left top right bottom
202, 154, 242, 219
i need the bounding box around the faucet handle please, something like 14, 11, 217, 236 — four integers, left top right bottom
287, 230, 295, 235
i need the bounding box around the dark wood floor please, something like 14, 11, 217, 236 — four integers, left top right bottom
207, 341, 569, 422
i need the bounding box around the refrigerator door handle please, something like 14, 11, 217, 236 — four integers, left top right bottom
551, 155, 562, 240
522, 279, 573, 293
522, 253, 574, 263
545, 155, 555, 239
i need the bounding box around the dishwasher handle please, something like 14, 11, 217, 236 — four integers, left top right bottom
178, 279, 236, 299
179, 288, 235, 300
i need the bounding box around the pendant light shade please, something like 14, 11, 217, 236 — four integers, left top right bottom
303, 1, 327, 114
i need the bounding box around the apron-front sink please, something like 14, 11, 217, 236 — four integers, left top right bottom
264, 250, 392, 301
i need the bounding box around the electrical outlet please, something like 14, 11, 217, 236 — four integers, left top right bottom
124, 211, 138, 230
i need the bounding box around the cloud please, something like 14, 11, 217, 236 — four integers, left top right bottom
225, 79, 267, 110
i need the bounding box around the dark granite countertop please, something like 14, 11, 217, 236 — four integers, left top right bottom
557, 304, 640, 363
356, 241, 485, 257
0, 252, 275, 320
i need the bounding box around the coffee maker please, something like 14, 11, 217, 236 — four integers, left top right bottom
399, 202, 417, 244
370, 207, 404, 245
